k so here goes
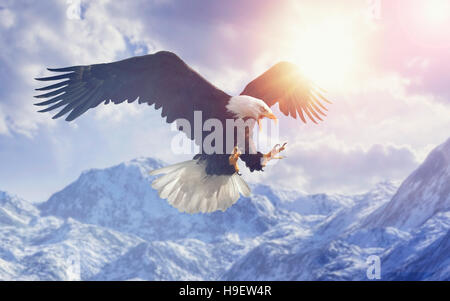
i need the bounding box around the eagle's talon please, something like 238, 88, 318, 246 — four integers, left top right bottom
229, 146, 241, 174
262, 142, 287, 166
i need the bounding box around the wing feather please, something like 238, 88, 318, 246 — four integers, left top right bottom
35, 72, 75, 81
240, 62, 331, 123
310, 93, 328, 112
296, 107, 307, 123
35, 51, 231, 142
34, 86, 68, 99
302, 104, 317, 124
51, 88, 97, 119
35, 95, 66, 107
306, 102, 322, 121
309, 99, 327, 117
35, 80, 70, 91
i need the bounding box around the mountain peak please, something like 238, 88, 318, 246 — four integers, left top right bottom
366, 138, 450, 230
435, 137, 450, 153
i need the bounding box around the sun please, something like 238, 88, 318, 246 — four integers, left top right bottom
281, 17, 361, 90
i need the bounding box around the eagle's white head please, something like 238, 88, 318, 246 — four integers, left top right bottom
226, 95, 277, 129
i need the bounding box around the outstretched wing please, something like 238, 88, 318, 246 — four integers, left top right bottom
240, 62, 331, 124
35, 51, 231, 140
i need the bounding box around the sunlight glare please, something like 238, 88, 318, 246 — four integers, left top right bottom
283, 18, 359, 90
423, 0, 450, 25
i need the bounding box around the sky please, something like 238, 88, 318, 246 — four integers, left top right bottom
0, 0, 449, 202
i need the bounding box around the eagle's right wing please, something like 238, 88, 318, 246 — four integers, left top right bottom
35, 51, 231, 142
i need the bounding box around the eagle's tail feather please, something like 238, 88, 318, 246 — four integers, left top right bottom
149, 160, 251, 213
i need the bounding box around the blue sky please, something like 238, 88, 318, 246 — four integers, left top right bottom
1, 0, 450, 202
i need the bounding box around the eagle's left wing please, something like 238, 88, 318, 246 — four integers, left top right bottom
240, 62, 331, 123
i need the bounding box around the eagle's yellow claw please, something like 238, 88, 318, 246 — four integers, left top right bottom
229, 146, 241, 174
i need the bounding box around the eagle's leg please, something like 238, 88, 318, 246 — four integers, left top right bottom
262, 142, 287, 167
229, 146, 241, 174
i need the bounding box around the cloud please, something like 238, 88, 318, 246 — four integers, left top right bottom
248, 139, 419, 194
0, 7, 15, 28
93, 101, 143, 123
277, 72, 450, 159
0, 0, 159, 137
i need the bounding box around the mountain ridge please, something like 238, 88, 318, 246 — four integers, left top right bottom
1, 137, 449, 280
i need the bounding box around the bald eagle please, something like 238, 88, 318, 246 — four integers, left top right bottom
35, 51, 330, 213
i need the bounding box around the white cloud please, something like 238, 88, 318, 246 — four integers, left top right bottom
94, 101, 143, 123
244, 137, 419, 194
0, 0, 160, 138
275, 72, 450, 159
0, 8, 15, 28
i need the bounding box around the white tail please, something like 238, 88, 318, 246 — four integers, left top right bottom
149, 160, 251, 213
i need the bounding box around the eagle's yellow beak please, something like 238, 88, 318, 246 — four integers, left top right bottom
258, 112, 277, 131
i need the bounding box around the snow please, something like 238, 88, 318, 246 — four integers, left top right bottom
364, 138, 450, 231
0, 138, 449, 280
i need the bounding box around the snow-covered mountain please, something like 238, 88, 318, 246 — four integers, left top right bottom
222, 138, 450, 281
0, 137, 449, 280
365, 137, 450, 231
39, 158, 305, 242
221, 182, 403, 281
0, 190, 255, 280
